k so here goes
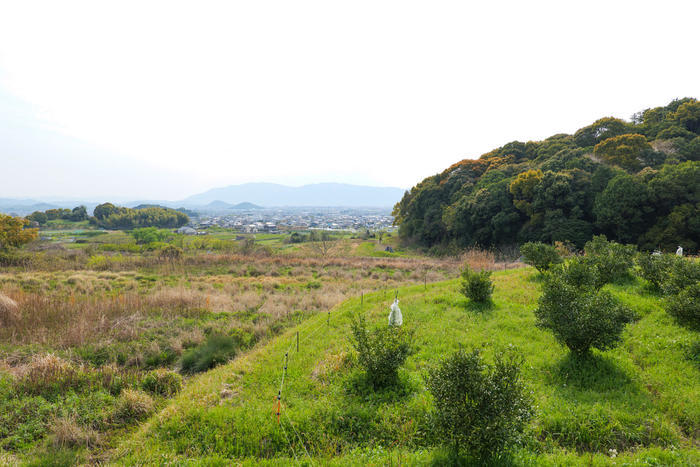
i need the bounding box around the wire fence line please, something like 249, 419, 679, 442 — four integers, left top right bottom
273, 308, 339, 464
272, 294, 368, 464
271, 289, 397, 463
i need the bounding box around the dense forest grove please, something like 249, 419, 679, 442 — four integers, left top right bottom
393, 98, 700, 253
26, 204, 189, 230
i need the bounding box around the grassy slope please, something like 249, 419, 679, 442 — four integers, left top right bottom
113, 268, 699, 465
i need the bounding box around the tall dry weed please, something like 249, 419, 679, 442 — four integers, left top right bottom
50, 415, 98, 448
459, 249, 497, 271
0, 292, 19, 325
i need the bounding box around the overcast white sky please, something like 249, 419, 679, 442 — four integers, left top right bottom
1, 0, 698, 201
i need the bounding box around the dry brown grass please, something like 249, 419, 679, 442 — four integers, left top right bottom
0, 293, 21, 326
146, 286, 232, 313
14, 354, 88, 395
50, 415, 98, 448
113, 389, 154, 422
459, 248, 497, 271
0, 249, 503, 371
0, 292, 19, 325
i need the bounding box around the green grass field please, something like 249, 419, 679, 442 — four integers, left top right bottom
112, 267, 700, 465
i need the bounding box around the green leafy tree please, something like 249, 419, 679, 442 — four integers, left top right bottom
26, 211, 48, 225
573, 117, 630, 148
672, 99, 700, 133
93, 202, 119, 220
69, 205, 88, 221
594, 134, 651, 171
509, 169, 543, 215
594, 174, 651, 244
0, 215, 38, 250
131, 227, 170, 244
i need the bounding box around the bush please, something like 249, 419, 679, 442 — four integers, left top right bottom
636, 253, 679, 291
158, 244, 183, 261
520, 242, 562, 273
583, 235, 636, 284
180, 334, 238, 375
113, 389, 155, 422
350, 314, 412, 388
460, 267, 494, 303
662, 258, 700, 296
426, 348, 533, 458
140, 369, 182, 397
535, 274, 634, 356
553, 257, 602, 290
665, 283, 700, 330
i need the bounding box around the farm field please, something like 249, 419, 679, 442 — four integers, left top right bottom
110, 267, 700, 465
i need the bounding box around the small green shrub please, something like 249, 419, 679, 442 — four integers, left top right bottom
113, 389, 155, 422
140, 369, 182, 397
665, 283, 700, 330
552, 256, 602, 290
520, 242, 562, 273
460, 267, 494, 303
426, 348, 533, 458
636, 253, 679, 291
350, 314, 412, 389
661, 258, 700, 296
535, 273, 634, 356
144, 347, 178, 369
583, 235, 636, 284
180, 334, 238, 374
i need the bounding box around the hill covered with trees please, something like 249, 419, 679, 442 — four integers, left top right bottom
392, 98, 700, 253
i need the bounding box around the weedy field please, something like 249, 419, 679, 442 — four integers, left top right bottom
106, 268, 700, 465
110, 267, 698, 466
0, 231, 507, 465
1, 229, 697, 466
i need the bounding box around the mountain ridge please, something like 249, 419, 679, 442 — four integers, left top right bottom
181, 182, 406, 207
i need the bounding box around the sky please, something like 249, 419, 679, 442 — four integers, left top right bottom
0, 0, 698, 201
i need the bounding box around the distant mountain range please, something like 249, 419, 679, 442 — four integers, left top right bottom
0, 183, 406, 215
182, 183, 405, 207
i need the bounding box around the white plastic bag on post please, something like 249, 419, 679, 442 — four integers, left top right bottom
388, 298, 403, 326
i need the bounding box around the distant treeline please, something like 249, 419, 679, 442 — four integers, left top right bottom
26, 207, 88, 224
393, 98, 700, 253
26, 203, 189, 230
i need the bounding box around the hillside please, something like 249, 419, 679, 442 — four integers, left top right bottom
113, 268, 700, 465
393, 98, 700, 253
183, 183, 406, 207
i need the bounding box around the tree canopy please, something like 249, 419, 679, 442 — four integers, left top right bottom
393, 98, 700, 253
92, 204, 189, 230
0, 214, 38, 251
